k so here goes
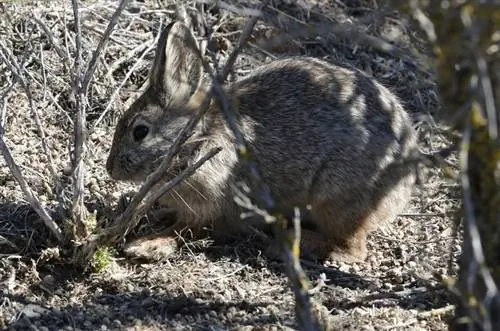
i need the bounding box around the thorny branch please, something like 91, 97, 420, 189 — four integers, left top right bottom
459, 116, 500, 331
203, 47, 321, 331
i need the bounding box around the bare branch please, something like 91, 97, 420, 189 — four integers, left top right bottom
0, 42, 59, 185
69, 0, 129, 237
90, 37, 158, 131
458, 114, 500, 331
191, 1, 320, 329
134, 147, 222, 222
73, 147, 221, 265
69, 0, 88, 237
32, 16, 70, 65
390, 1, 500, 330
81, 0, 130, 94
0, 126, 63, 242
219, 3, 264, 81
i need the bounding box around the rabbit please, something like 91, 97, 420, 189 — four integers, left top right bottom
106, 21, 418, 263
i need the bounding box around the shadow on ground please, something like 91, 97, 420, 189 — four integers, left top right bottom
5, 291, 289, 330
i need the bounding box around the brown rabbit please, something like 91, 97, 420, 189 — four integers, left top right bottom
106, 21, 418, 262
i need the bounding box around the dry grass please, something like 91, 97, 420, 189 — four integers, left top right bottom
0, 0, 459, 330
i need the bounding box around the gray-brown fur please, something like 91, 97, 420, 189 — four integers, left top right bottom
106, 21, 418, 262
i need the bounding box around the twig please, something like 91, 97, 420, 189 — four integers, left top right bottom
73, 147, 221, 265
461, 5, 497, 141
81, 0, 131, 94
284, 207, 319, 330
458, 115, 500, 331
69, 0, 129, 236
418, 305, 455, 318
69, 0, 87, 236
0, 43, 59, 186
0, 126, 63, 242
194, 1, 319, 329
219, 5, 263, 81
475, 54, 497, 140
111, 148, 221, 239
91, 37, 158, 131
105, 40, 152, 80
71, 0, 82, 74
32, 16, 70, 64
131, 147, 222, 223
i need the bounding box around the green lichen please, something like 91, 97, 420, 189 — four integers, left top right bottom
90, 246, 116, 274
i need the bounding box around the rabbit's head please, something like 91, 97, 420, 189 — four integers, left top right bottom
106, 21, 206, 183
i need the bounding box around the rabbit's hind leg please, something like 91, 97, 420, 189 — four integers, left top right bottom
300, 227, 368, 263
306, 201, 371, 263
307, 175, 415, 263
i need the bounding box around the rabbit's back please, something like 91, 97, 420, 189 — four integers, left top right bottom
223, 57, 416, 208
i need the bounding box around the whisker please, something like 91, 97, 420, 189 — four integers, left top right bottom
166, 170, 209, 202
183, 180, 209, 201
171, 188, 198, 216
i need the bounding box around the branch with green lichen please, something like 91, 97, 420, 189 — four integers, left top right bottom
389, 1, 500, 330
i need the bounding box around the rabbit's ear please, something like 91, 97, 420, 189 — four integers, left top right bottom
150, 21, 203, 106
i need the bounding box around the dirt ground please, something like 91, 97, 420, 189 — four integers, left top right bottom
0, 1, 460, 330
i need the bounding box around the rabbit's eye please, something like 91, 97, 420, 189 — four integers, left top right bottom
133, 125, 149, 141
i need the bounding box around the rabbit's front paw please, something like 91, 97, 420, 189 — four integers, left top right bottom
123, 234, 179, 261
327, 249, 366, 264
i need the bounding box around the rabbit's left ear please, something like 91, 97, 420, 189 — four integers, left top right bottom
150, 21, 203, 106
